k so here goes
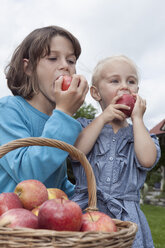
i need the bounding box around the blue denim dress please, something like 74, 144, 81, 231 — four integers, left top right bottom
70, 118, 161, 248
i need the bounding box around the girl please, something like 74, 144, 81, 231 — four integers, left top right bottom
0, 26, 88, 196
70, 55, 161, 248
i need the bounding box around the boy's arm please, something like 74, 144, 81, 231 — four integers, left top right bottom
132, 95, 157, 168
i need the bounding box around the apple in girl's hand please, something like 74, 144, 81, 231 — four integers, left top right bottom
116, 94, 136, 117
62, 75, 72, 91
47, 188, 69, 200
0, 208, 38, 228
14, 179, 48, 210
81, 211, 117, 232
38, 198, 82, 231
0, 192, 23, 216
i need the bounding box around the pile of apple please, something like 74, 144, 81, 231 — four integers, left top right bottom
0, 179, 117, 232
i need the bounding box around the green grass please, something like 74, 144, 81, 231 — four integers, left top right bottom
140, 204, 165, 248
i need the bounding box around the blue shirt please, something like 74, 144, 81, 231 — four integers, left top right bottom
0, 96, 82, 197
70, 118, 161, 248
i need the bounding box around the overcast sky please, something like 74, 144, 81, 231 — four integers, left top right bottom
0, 0, 164, 130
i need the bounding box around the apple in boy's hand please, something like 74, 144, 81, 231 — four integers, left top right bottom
14, 179, 48, 210
116, 94, 136, 117
62, 75, 72, 91
38, 198, 82, 231
0, 208, 38, 228
0, 192, 23, 216
81, 211, 117, 232
47, 188, 69, 200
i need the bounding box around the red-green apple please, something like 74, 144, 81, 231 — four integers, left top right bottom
14, 179, 48, 210
116, 94, 136, 117
0, 208, 38, 228
0, 192, 23, 216
38, 198, 82, 231
62, 75, 72, 91
81, 211, 117, 232
47, 188, 69, 200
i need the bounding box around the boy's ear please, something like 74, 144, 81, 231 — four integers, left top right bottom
23, 59, 32, 76
90, 85, 102, 101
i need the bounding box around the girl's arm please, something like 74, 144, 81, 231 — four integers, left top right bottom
75, 101, 129, 155
132, 95, 157, 168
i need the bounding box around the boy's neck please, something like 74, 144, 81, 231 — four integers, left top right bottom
26, 93, 55, 116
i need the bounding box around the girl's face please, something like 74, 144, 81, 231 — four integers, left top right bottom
28, 35, 77, 113
92, 59, 139, 110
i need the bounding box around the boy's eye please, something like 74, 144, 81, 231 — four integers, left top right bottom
67, 60, 75, 65
48, 57, 57, 61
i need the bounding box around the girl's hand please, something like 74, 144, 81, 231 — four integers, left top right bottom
131, 94, 146, 120
54, 74, 89, 116
101, 95, 130, 124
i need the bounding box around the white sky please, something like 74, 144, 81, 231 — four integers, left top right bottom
0, 0, 164, 130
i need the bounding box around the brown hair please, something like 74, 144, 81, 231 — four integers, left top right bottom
5, 26, 81, 99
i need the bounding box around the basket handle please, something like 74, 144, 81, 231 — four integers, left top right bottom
0, 137, 97, 210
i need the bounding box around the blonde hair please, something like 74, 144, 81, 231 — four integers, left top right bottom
91, 55, 139, 86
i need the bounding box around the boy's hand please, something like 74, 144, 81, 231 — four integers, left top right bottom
54, 74, 89, 116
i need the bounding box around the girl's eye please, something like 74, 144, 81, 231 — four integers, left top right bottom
111, 79, 119, 83
128, 80, 136, 84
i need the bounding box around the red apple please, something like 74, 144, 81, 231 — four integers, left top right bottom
38, 198, 82, 231
47, 188, 69, 200
116, 94, 136, 117
62, 75, 72, 91
0, 208, 38, 228
0, 192, 23, 216
81, 211, 117, 232
14, 179, 48, 210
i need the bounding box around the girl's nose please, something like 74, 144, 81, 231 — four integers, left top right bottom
120, 80, 129, 89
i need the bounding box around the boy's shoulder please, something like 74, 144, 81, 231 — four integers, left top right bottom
0, 95, 22, 106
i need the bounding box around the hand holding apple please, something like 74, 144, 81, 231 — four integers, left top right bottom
14, 179, 48, 210
81, 211, 117, 232
116, 94, 136, 117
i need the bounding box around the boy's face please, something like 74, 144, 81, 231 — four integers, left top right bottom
32, 35, 77, 111
93, 59, 139, 110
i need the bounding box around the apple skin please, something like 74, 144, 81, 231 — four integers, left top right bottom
47, 188, 69, 200
38, 198, 82, 231
62, 75, 72, 91
0, 208, 38, 228
14, 179, 48, 210
81, 211, 117, 232
116, 94, 136, 117
0, 192, 23, 216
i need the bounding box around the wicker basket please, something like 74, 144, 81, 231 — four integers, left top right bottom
0, 137, 138, 248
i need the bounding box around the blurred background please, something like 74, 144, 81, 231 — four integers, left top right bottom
0, 0, 164, 130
